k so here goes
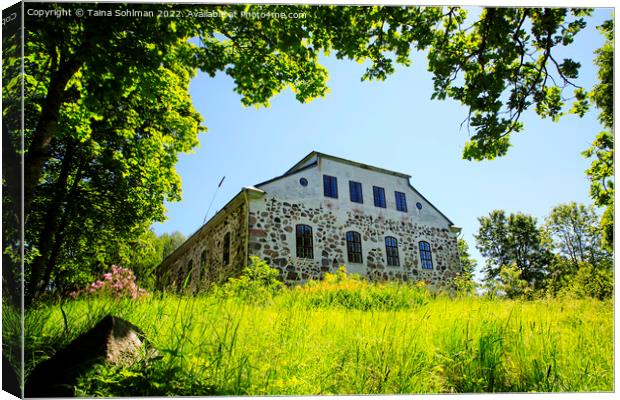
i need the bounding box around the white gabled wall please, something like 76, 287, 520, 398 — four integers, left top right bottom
258, 156, 452, 230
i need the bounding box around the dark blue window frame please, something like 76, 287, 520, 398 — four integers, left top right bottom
323, 175, 338, 198
373, 186, 386, 208
395, 191, 408, 212
419, 241, 433, 269
349, 181, 363, 204
385, 236, 400, 266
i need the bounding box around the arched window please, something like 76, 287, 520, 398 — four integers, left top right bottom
346, 231, 363, 263
200, 250, 207, 280
296, 224, 314, 259
385, 236, 400, 266
419, 241, 433, 269
223, 233, 230, 265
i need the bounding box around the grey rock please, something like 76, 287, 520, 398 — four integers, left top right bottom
25, 315, 154, 397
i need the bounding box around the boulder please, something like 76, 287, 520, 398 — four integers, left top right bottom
25, 315, 151, 397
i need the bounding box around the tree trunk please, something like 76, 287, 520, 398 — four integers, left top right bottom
41, 165, 84, 294
2, 122, 22, 221
2, 122, 23, 305
23, 58, 81, 216
26, 144, 76, 304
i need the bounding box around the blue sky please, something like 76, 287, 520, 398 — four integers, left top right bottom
153, 7, 612, 279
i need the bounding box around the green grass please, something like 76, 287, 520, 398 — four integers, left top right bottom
23, 283, 613, 396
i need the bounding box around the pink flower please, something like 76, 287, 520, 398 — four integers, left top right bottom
67, 265, 148, 300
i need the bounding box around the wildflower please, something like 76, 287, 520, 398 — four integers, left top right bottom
68, 265, 148, 300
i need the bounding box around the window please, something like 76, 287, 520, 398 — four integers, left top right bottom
177, 265, 184, 286
373, 186, 386, 208
346, 231, 363, 263
186, 260, 193, 285
349, 181, 363, 203
385, 236, 400, 266
419, 241, 433, 269
223, 233, 230, 265
299, 177, 308, 187
296, 224, 314, 258
323, 175, 338, 198
200, 250, 207, 280
395, 191, 408, 212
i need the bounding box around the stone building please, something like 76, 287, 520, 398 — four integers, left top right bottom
156, 151, 462, 290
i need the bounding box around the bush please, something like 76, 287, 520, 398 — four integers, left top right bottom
219, 257, 283, 303
69, 265, 148, 299
499, 264, 532, 299
482, 264, 535, 300
453, 272, 476, 296
559, 262, 613, 300
287, 266, 430, 310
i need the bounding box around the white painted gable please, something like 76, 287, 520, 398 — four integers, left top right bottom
256, 153, 454, 230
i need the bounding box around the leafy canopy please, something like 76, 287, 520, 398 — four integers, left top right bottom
475, 210, 552, 287
582, 19, 614, 250
544, 202, 608, 268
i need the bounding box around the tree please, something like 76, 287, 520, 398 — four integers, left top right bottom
543, 202, 612, 297
14, 7, 204, 300
454, 238, 477, 294
123, 229, 186, 289
543, 255, 575, 297
2, 28, 23, 305
544, 202, 609, 269
582, 19, 614, 251
426, 8, 593, 160
475, 210, 511, 279
458, 238, 477, 277
498, 264, 530, 299
159, 232, 187, 261
475, 210, 552, 287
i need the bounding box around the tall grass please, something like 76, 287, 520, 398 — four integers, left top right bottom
23, 282, 613, 396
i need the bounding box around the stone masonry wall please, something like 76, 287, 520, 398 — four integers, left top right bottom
248, 196, 460, 287
159, 199, 248, 292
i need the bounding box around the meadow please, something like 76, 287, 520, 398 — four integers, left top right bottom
21, 271, 613, 396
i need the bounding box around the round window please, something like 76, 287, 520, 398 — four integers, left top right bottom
416, 202, 423, 210
299, 177, 308, 187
